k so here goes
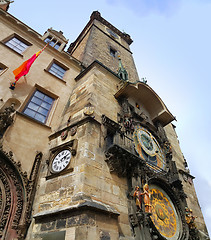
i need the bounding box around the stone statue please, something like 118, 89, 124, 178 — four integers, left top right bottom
185, 208, 197, 229
141, 184, 151, 213
133, 186, 142, 211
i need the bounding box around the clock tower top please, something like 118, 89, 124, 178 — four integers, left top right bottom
68, 11, 140, 83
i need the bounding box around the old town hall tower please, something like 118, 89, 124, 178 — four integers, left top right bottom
0, 3, 209, 240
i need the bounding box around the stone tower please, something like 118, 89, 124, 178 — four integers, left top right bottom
67, 11, 139, 83
0, 7, 209, 240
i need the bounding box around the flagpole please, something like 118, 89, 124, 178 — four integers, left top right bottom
9, 43, 49, 90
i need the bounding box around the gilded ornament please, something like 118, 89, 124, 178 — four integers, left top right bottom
83, 106, 94, 116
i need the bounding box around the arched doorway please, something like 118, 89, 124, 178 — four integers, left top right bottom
0, 150, 26, 240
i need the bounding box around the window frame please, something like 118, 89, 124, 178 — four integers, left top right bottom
2, 34, 31, 55
46, 59, 68, 81
44, 36, 61, 50
21, 85, 58, 125
110, 47, 117, 57
0, 63, 8, 75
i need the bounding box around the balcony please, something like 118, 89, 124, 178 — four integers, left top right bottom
102, 115, 166, 177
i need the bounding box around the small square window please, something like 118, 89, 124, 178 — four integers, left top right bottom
44, 36, 52, 43
23, 90, 54, 124
54, 42, 61, 50
5, 36, 29, 54
49, 39, 56, 47
110, 47, 116, 57
48, 62, 67, 79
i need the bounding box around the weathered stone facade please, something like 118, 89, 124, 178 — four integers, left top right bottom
0, 4, 209, 240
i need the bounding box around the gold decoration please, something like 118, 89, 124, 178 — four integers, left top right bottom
83, 106, 94, 116
150, 188, 177, 238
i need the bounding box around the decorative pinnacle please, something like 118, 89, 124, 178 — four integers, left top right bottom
141, 77, 147, 84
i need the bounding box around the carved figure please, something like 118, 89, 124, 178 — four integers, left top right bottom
123, 115, 134, 131
185, 207, 197, 229
133, 186, 142, 210
163, 141, 172, 158
141, 184, 151, 213
0, 103, 15, 137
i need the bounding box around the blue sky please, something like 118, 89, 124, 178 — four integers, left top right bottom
8, 0, 211, 235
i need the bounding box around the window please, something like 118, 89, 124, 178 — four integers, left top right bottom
110, 47, 116, 57
49, 39, 56, 47
0, 63, 7, 73
44, 37, 61, 50
5, 36, 29, 54
44, 36, 52, 43
23, 90, 54, 123
48, 62, 66, 79
54, 42, 61, 50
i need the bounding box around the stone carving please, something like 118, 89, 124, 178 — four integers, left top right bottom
163, 141, 172, 158
185, 208, 200, 240
61, 130, 68, 140
156, 121, 168, 144
0, 102, 15, 138
118, 99, 134, 134
69, 126, 77, 136
0, 145, 42, 239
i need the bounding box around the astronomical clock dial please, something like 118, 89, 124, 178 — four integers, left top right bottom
133, 127, 166, 171
149, 185, 181, 240
51, 149, 71, 173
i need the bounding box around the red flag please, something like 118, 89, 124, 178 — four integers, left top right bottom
13, 51, 41, 81
10, 44, 48, 90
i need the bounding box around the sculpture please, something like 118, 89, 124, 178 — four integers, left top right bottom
185, 207, 197, 229
133, 186, 142, 211
141, 184, 151, 213
133, 184, 151, 213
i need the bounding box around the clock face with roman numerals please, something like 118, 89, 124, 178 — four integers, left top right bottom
51, 149, 71, 173
133, 126, 166, 171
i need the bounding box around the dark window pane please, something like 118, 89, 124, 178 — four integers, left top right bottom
31, 96, 42, 105
23, 90, 54, 123
41, 102, 51, 110
37, 107, 48, 116
34, 91, 45, 99
110, 48, 116, 57
23, 108, 36, 118
49, 39, 56, 47
44, 95, 54, 104
54, 42, 61, 50
28, 102, 39, 111
34, 113, 46, 123
44, 37, 52, 43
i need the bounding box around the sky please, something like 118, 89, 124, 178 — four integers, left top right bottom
8, 0, 211, 236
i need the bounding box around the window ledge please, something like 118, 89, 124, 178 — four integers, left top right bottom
16, 111, 51, 129
44, 69, 66, 83
0, 42, 24, 58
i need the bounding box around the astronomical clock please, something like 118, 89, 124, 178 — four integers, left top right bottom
149, 185, 182, 240
133, 126, 166, 172
103, 94, 190, 240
